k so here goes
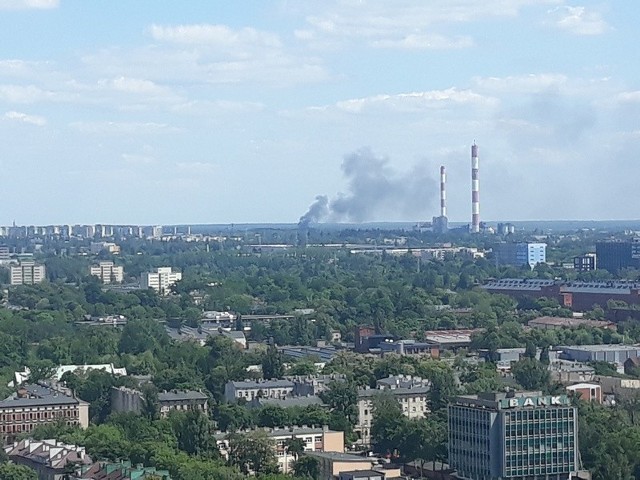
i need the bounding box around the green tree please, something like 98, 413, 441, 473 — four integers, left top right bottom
284, 436, 305, 461
262, 345, 285, 380
227, 431, 279, 475
370, 391, 405, 458
0, 463, 38, 480
512, 358, 551, 391
171, 410, 217, 457
293, 456, 319, 479
141, 383, 160, 421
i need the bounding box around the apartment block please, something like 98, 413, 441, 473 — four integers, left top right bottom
141, 267, 182, 294
9, 260, 46, 285
224, 379, 295, 403
4, 438, 92, 478
0, 385, 89, 445
111, 387, 208, 418
89, 261, 124, 284
214, 426, 344, 474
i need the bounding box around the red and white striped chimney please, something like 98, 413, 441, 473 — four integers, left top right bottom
440, 165, 446, 218
471, 143, 480, 233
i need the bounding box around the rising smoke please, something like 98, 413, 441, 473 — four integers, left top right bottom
299, 147, 436, 226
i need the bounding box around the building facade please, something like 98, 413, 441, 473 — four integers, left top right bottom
111, 387, 208, 418
224, 379, 295, 403
0, 385, 89, 445
494, 243, 547, 268
214, 426, 343, 474
141, 267, 182, 294
448, 391, 578, 480
573, 254, 596, 272
596, 240, 640, 273
10, 260, 46, 285
89, 261, 124, 284
4, 438, 93, 479
356, 379, 430, 447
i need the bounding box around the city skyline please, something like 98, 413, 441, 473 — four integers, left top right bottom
0, 1, 637, 224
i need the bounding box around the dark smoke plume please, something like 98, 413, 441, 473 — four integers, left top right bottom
299, 147, 436, 224
298, 195, 329, 227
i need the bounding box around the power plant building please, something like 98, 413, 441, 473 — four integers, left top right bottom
432, 165, 449, 234
448, 391, 579, 480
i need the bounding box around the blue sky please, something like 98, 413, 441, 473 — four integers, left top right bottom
0, 0, 637, 224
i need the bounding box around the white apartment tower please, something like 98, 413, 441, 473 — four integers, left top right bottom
89, 261, 124, 284
10, 260, 46, 285
141, 267, 182, 295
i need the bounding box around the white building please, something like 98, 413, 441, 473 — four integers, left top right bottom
141, 267, 182, 294
10, 260, 46, 285
224, 379, 295, 403
355, 375, 431, 447
89, 261, 124, 284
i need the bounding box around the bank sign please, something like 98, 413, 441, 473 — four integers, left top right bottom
499, 395, 570, 409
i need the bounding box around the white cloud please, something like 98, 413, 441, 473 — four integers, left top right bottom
3, 110, 46, 126
0, 84, 61, 103
314, 88, 498, 114
296, 0, 560, 48
547, 6, 609, 35
616, 91, 640, 104
371, 33, 473, 50
175, 161, 216, 174
473, 73, 568, 94
149, 24, 282, 50
0, 0, 58, 10
69, 121, 182, 135
122, 153, 155, 165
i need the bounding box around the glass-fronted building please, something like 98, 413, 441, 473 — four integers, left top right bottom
448, 391, 578, 480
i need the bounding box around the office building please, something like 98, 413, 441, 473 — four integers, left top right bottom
573, 253, 596, 272
448, 391, 579, 480
596, 239, 640, 273
0, 385, 89, 445
141, 267, 182, 294
89, 261, 124, 284
494, 242, 546, 268
9, 260, 46, 285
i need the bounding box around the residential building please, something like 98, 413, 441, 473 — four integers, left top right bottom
10, 260, 46, 285
448, 391, 579, 480
111, 387, 208, 417
224, 379, 295, 403
596, 239, 640, 273
573, 254, 596, 272
90, 241, 120, 255
0, 246, 10, 262
286, 374, 346, 396
356, 377, 430, 447
494, 242, 547, 268
0, 385, 89, 445
141, 267, 182, 294
378, 339, 440, 357
549, 360, 596, 384
89, 261, 124, 284
4, 438, 93, 479
566, 383, 602, 403
248, 395, 324, 409
214, 426, 344, 474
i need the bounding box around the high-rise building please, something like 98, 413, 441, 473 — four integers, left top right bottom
573, 253, 596, 272
89, 261, 124, 284
596, 240, 640, 273
10, 260, 46, 285
448, 391, 579, 480
141, 267, 182, 294
494, 242, 546, 268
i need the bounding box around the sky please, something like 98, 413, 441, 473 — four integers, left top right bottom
0, 0, 638, 225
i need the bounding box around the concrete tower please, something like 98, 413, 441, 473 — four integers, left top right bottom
471, 143, 480, 233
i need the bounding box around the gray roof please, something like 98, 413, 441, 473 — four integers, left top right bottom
305, 451, 372, 462
230, 379, 295, 389
158, 390, 208, 402
253, 395, 324, 408
213, 426, 335, 440
358, 386, 430, 398
1, 385, 83, 408
561, 344, 640, 352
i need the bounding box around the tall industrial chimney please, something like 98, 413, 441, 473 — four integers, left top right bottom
440, 166, 446, 218
471, 143, 480, 233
